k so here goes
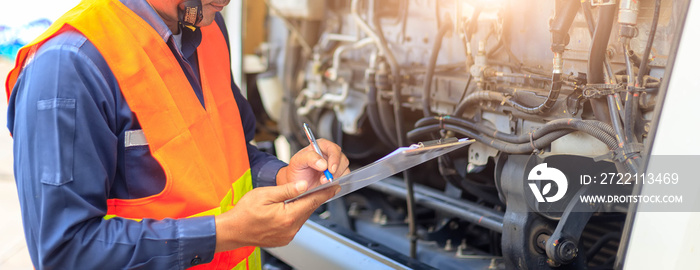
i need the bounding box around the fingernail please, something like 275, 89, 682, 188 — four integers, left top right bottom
334, 186, 341, 195
295, 181, 308, 193
331, 164, 338, 174
315, 159, 326, 169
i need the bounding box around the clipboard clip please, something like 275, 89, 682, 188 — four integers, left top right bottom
406, 137, 473, 155
416, 137, 460, 148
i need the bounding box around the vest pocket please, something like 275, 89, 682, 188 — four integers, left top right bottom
37, 98, 75, 186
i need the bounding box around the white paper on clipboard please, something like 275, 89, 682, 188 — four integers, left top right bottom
285, 138, 475, 204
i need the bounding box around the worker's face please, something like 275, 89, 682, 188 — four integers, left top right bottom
195, 0, 231, 27
148, 0, 230, 32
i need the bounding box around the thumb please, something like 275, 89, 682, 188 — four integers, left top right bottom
267, 181, 308, 203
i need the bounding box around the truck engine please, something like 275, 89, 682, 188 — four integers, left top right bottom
245, 0, 687, 268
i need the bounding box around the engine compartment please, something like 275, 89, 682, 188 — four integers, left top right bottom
251, 0, 685, 268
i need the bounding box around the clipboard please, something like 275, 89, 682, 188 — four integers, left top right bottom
286, 138, 474, 204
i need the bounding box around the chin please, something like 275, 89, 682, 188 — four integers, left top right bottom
197, 16, 217, 27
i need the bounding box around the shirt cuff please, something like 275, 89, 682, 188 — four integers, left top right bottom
177, 216, 217, 269
254, 160, 288, 188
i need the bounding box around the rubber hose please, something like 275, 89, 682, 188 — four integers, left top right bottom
623, 46, 637, 143
550, 0, 581, 50
452, 77, 562, 116
408, 124, 573, 154
422, 17, 453, 117
508, 73, 563, 114
636, 0, 661, 86
453, 91, 510, 117
366, 70, 397, 147
627, 0, 661, 144
415, 116, 617, 148
371, 5, 415, 258
585, 2, 616, 124
437, 155, 504, 206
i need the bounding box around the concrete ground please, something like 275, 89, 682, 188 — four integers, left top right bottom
0, 59, 33, 269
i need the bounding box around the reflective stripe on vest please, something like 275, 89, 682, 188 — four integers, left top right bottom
6, 0, 260, 268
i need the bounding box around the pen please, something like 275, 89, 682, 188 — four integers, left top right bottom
302, 123, 334, 182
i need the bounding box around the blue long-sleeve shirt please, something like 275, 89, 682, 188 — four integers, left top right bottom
5, 0, 287, 268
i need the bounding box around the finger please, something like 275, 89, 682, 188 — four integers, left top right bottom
319, 174, 330, 184
299, 143, 314, 153
265, 181, 309, 203
339, 167, 351, 177
316, 139, 343, 174
287, 185, 340, 214
336, 154, 350, 177
290, 149, 329, 172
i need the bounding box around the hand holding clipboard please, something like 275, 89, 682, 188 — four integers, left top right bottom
286, 138, 474, 204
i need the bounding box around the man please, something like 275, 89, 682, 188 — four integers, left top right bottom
5, 0, 349, 269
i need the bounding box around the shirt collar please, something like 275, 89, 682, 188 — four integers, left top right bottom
119, 0, 176, 43
120, 0, 202, 59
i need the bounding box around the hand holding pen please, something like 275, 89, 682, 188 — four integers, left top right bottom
303, 123, 335, 182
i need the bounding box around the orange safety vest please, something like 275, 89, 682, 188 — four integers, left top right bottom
5, 0, 261, 269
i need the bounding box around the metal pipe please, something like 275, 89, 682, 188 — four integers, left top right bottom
368, 177, 504, 233
618, 0, 639, 26
328, 37, 374, 81
492, 72, 552, 82
351, 0, 391, 67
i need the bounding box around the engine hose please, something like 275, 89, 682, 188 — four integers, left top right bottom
637, 0, 661, 87
415, 116, 520, 142
355, 0, 415, 257
408, 124, 573, 154
415, 116, 617, 149
581, 1, 638, 172
375, 69, 400, 146
550, 0, 581, 51
377, 90, 400, 145
586, 232, 621, 261
452, 75, 562, 116
626, 0, 661, 144
584, 119, 616, 138
508, 73, 563, 114
438, 155, 504, 207
539, 119, 618, 149
453, 90, 510, 117
623, 45, 637, 143
472, 0, 578, 116
608, 96, 639, 174
371, 10, 406, 147
366, 69, 397, 147
351, 0, 404, 146
586, 3, 616, 124
422, 16, 453, 117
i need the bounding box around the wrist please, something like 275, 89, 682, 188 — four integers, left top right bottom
275, 166, 289, 186
214, 213, 245, 252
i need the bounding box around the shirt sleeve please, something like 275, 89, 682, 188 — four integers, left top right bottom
214, 13, 288, 187
230, 81, 287, 187
6, 33, 216, 269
